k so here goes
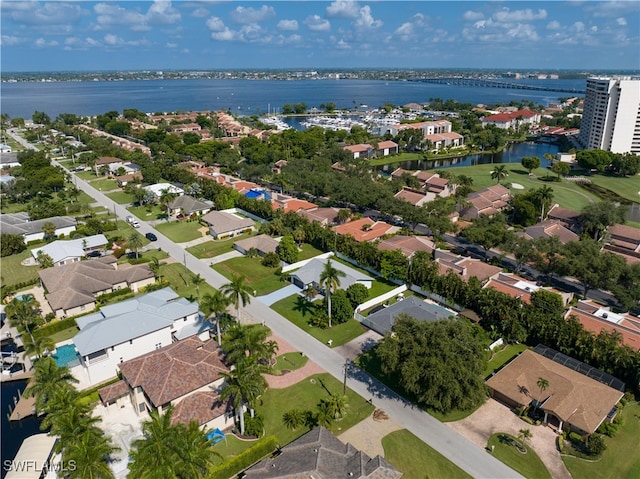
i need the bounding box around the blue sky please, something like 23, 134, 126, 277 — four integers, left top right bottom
1, 1, 638, 72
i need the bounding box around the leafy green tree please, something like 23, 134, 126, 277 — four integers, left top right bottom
534, 185, 554, 221
490, 165, 508, 184
224, 324, 278, 366
200, 290, 229, 345
346, 283, 369, 308
1, 233, 26, 257
323, 289, 353, 324
510, 195, 538, 227
611, 153, 640, 177
580, 201, 627, 241
276, 235, 298, 264
461, 213, 513, 259
376, 316, 487, 413
32, 110, 51, 125
191, 273, 204, 299
505, 236, 535, 273
159, 188, 178, 217
586, 434, 607, 455
221, 274, 252, 321
611, 263, 640, 311
319, 260, 346, 328
379, 249, 409, 281
41, 221, 57, 238
521, 156, 540, 174
576, 149, 612, 172
551, 161, 571, 179
531, 236, 565, 280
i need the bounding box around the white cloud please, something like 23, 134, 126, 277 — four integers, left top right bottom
104, 34, 122, 46
587, 1, 639, 18
146, 0, 181, 25
35, 37, 59, 48
211, 28, 235, 41
95, 3, 147, 28
206, 16, 226, 32
326, 0, 360, 19
10, 2, 86, 26
389, 13, 427, 42
335, 38, 351, 49
277, 19, 298, 31
85, 37, 101, 47
230, 5, 275, 24
304, 15, 331, 32
463, 11, 484, 21
94, 1, 180, 31
0, 35, 25, 46
573, 21, 585, 33
355, 5, 382, 29
191, 8, 209, 18
166, 42, 178, 48
616, 17, 627, 26
547, 20, 561, 30
506, 24, 538, 41
493, 8, 547, 23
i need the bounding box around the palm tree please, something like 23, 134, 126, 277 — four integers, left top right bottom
128, 232, 144, 260
220, 358, 267, 435
518, 428, 532, 450
159, 188, 178, 219
191, 273, 205, 299
63, 427, 118, 479
129, 406, 181, 479
220, 274, 252, 322
536, 377, 549, 411
535, 185, 554, 221
490, 165, 508, 184
22, 334, 55, 359
172, 421, 220, 478
315, 399, 334, 428
282, 408, 305, 430
327, 393, 348, 420
5, 296, 41, 345
24, 357, 78, 413
149, 256, 162, 282
200, 290, 230, 345
319, 260, 346, 328
224, 324, 278, 366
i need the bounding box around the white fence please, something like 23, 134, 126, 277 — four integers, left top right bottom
355, 284, 408, 314
220, 207, 269, 224
281, 252, 334, 273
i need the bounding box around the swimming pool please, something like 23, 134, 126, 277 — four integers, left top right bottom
53, 344, 80, 368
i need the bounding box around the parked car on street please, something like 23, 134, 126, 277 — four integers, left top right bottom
145, 232, 157, 241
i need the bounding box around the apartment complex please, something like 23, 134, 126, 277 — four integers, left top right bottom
578, 77, 640, 154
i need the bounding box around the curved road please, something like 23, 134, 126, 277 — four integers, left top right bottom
10, 129, 522, 478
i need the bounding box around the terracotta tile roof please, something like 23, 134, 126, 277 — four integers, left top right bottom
95, 156, 123, 165
171, 391, 226, 427
486, 349, 624, 434
433, 249, 502, 282
272, 198, 318, 213
547, 205, 581, 223
98, 380, 129, 405
377, 235, 435, 257
332, 218, 399, 242
234, 234, 279, 255
607, 224, 640, 244
119, 337, 228, 407
566, 301, 640, 351
343, 144, 372, 153
376, 140, 398, 149
394, 188, 428, 206
297, 207, 340, 225
484, 279, 533, 304
524, 220, 579, 244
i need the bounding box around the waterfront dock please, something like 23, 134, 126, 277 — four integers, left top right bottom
8, 380, 37, 421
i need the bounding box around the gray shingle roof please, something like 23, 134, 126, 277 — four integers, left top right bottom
73, 287, 198, 356
365, 296, 455, 336
201, 210, 254, 235
233, 234, 279, 255
167, 195, 212, 214
31, 234, 108, 264
0, 213, 76, 236
244, 427, 402, 479
291, 258, 374, 290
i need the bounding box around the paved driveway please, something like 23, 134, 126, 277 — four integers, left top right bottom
256, 284, 300, 306
334, 329, 382, 361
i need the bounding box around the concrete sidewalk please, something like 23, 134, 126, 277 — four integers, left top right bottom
207, 250, 243, 265
256, 284, 300, 306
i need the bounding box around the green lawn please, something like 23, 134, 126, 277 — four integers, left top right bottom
442, 164, 601, 211
186, 237, 240, 259
382, 429, 473, 479
487, 433, 551, 479
271, 294, 367, 348
0, 202, 29, 214
563, 402, 640, 479
270, 352, 308, 375
155, 220, 205, 243
103, 220, 150, 245
297, 243, 325, 261
128, 204, 166, 221
484, 343, 528, 378
89, 179, 119, 191
106, 191, 135, 205
48, 326, 80, 343
211, 435, 258, 466
213, 257, 285, 295
158, 262, 217, 301
76, 170, 98, 180
257, 372, 375, 446
588, 174, 640, 204
117, 248, 170, 265
0, 249, 39, 286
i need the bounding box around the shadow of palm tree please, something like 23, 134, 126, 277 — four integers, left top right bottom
292, 295, 316, 318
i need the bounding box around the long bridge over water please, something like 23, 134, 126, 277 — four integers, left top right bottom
412, 77, 585, 94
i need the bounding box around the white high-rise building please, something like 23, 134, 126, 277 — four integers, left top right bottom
578, 77, 640, 154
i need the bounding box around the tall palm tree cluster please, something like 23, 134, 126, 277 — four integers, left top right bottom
5, 295, 55, 359
25, 357, 118, 479
282, 393, 349, 431
128, 406, 220, 479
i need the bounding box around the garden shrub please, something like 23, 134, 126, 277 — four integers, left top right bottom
33, 317, 79, 340
209, 435, 278, 479
586, 434, 606, 455
244, 414, 264, 438
568, 431, 583, 445
261, 252, 280, 268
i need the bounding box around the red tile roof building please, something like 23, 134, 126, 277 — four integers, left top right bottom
332, 217, 400, 242
481, 109, 541, 129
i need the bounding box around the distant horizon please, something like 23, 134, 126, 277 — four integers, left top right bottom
1, 1, 638, 72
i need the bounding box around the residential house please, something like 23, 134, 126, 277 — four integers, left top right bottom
171, 123, 202, 134
433, 249, 503, 282
388, 119, 452, 137
481, 109, 541, 130
486, 346, 624, 434
343, 144, 374, 159
459, 185, 511, 220
0, 213, 76, 242
72, 287, 202, 385
166, 195, 212, 217
297, 207, 340, 226
375, 140, 399, 156
390, 168, 454, 197
291, 257, 374, 291
233, 234, 279, 256
565, 300, 640, 351
521, 220, 579, 245
202, 210, 254, 239
272, 159, 288, 174
0, 144, 12, 153
243, 426, 402, 479
363, 296, 455, 336
332, 218, 400, 243
547, 205, 581, 230
484, 272, 572, 306
603, 224, 640, 264
115, 171, 143, 187
39, 257, 155, 319
0, 152, 20, 169
394, 187, 432, 207
377, 235, 435, 258
107, 336, 232, 431
424, 132, 465, 151
271, 193, 317, 213
31, 234, 108, 266
143, 183, 184, 200
94, 156, 124, 175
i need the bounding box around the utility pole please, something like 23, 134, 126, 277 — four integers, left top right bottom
343, 359, 349, 396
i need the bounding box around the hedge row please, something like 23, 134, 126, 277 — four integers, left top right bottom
33, 317, 79, 340
96, 287, 132, 304
209, 435, 278, 479
2, 278, 40, 296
